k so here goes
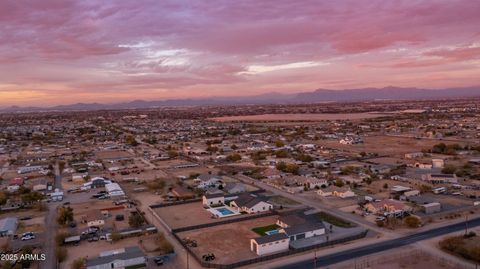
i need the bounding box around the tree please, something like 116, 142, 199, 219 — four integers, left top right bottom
419, 184, 432, 193
404, 216, 421, 228
275, 140, 285, 147
128, 213, 145, 228
285, 163, 299, 175
275, 161, 287, 171
0, 191, 7, 205
335, 178, 344, 187
383, 183, 389, 189
57, 207, 74, 225
21, 191, 44, 203
56, 247, 68, 263
442, 164, 457, 174
71, 258, 85, 269
340, 166, 356, 175
126, 135, 138, 146
274, 150, 289, 158
296, 154, 314, 163
55, 232, 70, 246
110, 232, 122, 242
226, 153, 242, 162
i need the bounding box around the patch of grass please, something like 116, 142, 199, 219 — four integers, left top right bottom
252, 224, 280, 236
315, 212, 355, 228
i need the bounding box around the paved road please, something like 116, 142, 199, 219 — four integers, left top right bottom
276, 217, 480, 269
39, 162, 62, 269
235, 174, 389, 236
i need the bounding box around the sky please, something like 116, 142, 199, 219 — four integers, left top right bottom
1, 0, 480, 106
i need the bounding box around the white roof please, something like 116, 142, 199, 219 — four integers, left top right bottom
105, 183, 123, 192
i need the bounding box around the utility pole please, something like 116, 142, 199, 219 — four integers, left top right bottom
313, 248, 317, 268
464, 214, 468, 235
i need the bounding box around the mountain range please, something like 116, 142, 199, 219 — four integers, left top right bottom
1, 86, 479, 113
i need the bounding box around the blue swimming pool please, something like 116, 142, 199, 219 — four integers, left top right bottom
265, 229, 280, 235
217, 207, 235, 216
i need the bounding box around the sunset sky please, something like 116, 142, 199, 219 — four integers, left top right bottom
1, 0, 480, 106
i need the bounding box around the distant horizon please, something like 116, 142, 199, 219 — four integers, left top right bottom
1, 85, 479, 110
1, 1, 480, 106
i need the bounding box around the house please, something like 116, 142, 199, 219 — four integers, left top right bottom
50, 189, 64, 201
317, 186, 356, 198
282, 222, 325, 241
230, 193, 273, 214
432, 159, 445, 169
0, 217, 18, 237
405, 152, 424, 159
195, 174, 222, 189
290, 176, 328, 189
171, 187, 195, 200
415, 162, 432, 169
105, 183, 125, 197
9, 177, 24, 187
422, 202, 441, 214
365, 199, 412, 217
223, 182, 247, 194
422, 174, 458, 184
82, 177, 112, 189
277, 212, 326, 241
202, 193, 225, 206
17, 165, 44, 174
86, 246, 146, 269
250, 233, 289, 256
83, 210, 106, 227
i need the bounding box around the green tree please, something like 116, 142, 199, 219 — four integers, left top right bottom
71, 258, 85, 269
128, 213, 145, 228
226, 153, 242, 162
126, 135, 138, 146
404, 216, 421, 228
442, 164, 457, 174
57, 207, 74, 225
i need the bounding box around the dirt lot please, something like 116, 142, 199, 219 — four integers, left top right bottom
177, 215, 279, 264
69, 200, 134, 232
319, 135, 460, 158
154, 202, 251, 229
94, 150, 133, 160
60, 234, 160, 269
330, 248, 460, 269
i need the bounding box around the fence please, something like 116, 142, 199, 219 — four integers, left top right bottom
174, 230, 368, 269
171, 210, 279, 233
149, 189, 266, 209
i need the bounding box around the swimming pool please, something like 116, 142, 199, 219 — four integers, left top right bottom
265, 229, 280, 235
217, 207, 235, 216
207, 206, 241, 218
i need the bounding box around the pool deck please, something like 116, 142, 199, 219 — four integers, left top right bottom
207, 205, 241, 218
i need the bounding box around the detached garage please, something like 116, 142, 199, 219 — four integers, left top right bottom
250, 233, 289, 256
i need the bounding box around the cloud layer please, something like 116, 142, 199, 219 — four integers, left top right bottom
1, 0, 479, 106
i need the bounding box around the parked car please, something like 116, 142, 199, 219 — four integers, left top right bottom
21, 232, 35, 241
154, 257, 165, 266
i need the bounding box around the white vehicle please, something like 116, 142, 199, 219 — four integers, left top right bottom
21, 232, 35, 241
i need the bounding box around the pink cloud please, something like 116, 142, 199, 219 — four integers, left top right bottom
0, 0, 480, 106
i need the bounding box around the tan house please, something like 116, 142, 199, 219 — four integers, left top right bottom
317, 186, 356, 198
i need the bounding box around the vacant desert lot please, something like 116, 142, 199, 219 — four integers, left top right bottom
319, 135, 461, 157
177, 215, 279, 264
211, 113, 392, 122
154, 202, 251, 229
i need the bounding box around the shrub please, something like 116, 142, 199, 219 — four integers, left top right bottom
404, 216, 421, 228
